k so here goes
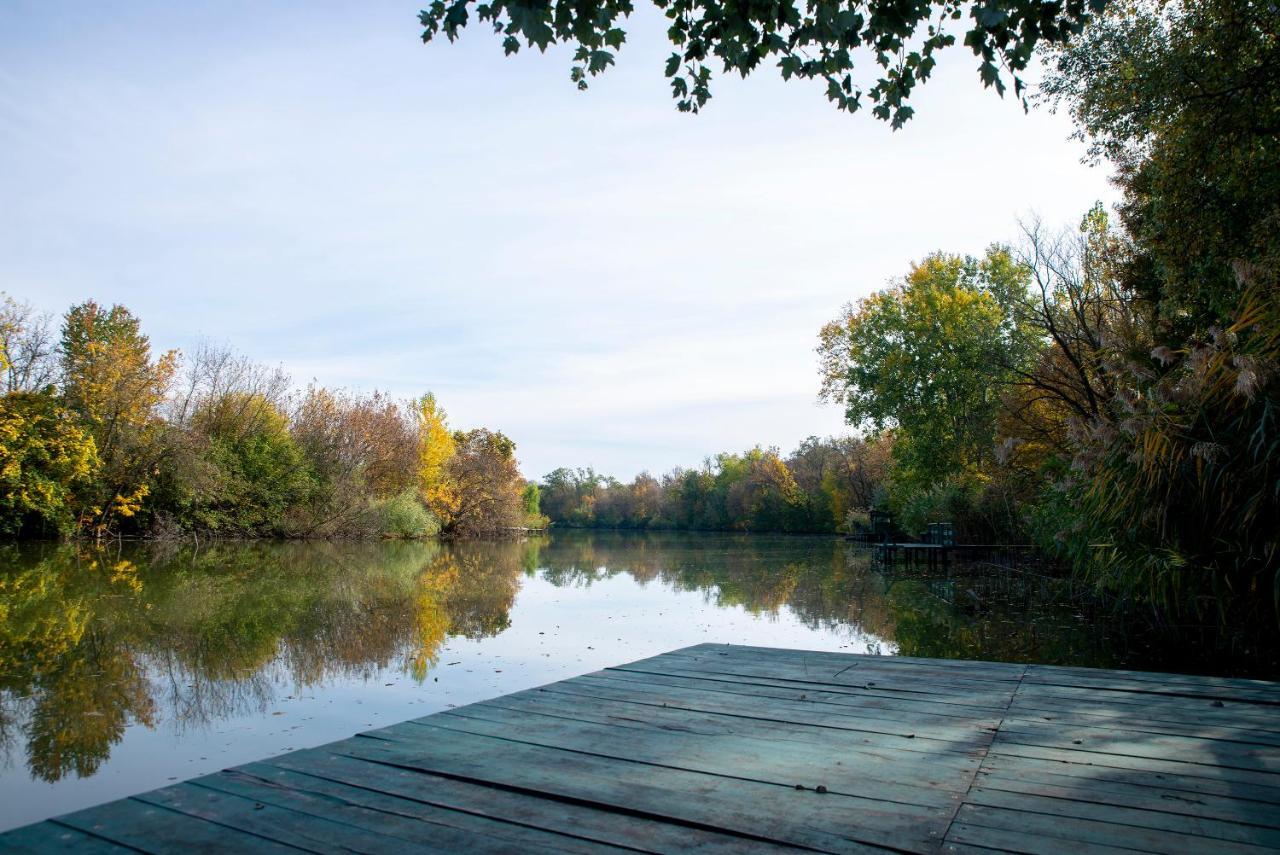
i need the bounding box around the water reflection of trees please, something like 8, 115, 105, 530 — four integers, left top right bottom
0, 540, 531, 783
536, 532, 1123, 667
0, 533, 1135, 784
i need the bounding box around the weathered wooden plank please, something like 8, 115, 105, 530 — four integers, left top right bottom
135, 782, 437, 854
557, 671, 1002, 737
939, 842, 1016, 855
419, 702, 981, 795
193, 767, 619, 854
261, 752, 798, 854
977, 751, 1280, 806
1001, 710, 1280, 748
943, 819, 1141, 855
1012, 684, 1280, 727
950, 802, 1271, 854
1007, 693, 1280, 737
389, 716, 969, 810
693, 644, 1025, 677
53, 796, 305, 854
0, 823, 133, 854
1020, 676, 1280, 709
338, 727, 931, 852
612, 662, 1013, 714
642, 649, 1024, 697
1026, 663, 1280, 698
672, 645, 1025, 680
987, 739, 1280, 792
638, 646, 1009, 683
994, 720, 1280, 772
487, 682, 993, 755
967, 785, 1280, 848
975, 767, 1280, 828
591, 666, 1010, 721
433, 701, 969, 808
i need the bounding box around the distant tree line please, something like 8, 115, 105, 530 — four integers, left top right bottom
539, 436, 892, 533
0, 300, 545, 540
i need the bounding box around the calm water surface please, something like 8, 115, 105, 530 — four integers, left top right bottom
0, 532, 1254, 830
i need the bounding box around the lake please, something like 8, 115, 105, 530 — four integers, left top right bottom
0, 531, 1266, 831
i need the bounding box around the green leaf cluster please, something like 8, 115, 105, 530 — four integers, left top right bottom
419, 0, 1106, 126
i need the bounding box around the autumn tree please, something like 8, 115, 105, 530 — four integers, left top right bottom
59, 301, 177, 533
290, 385, 421, 536
416, 392, 459, 525
438, 429, 525, 536
818, 249, 1033, 502
0, 393, 99, 537
786, 435, 891, 529
537, 439, 881, 533
628, 472, 664, 527
727, 448, 804, 531
540, 467, 608, 524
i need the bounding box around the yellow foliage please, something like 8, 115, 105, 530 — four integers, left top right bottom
408, 557, 460, 680
112, 484, 149, 519
0, 392, 100, 536
416, 392, 460, 520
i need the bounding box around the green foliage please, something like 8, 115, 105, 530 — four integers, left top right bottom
418, 0, 1106, 126
183, 393, 315, 535
521, 482, 541, 516
818, 248, 1035, 502
892, 475, 978, 539
375, 488, 440, 539
1042, 275, 1280, 626
802, 0, 1276, 630
1043, 0, 1280, 324
1012, 0, 1280, 625
520, 482, 550, 529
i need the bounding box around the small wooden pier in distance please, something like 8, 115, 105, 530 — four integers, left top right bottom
4, 643, 1279, 853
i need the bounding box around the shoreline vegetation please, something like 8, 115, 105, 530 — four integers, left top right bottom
0, 299, 548, 543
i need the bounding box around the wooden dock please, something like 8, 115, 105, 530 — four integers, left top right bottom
4, 643, 1279, 853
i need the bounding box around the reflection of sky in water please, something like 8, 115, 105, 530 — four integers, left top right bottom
0, 540, 885, 831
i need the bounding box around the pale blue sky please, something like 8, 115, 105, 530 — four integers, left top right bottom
1, 1, 1114, 480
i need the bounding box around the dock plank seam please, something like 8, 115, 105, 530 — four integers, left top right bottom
199, 768, 653, 854
937, 664, 1029, 853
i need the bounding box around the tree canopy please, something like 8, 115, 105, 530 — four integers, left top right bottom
1042, 0, 1280, 322
418, 0, 1107, 126
817, 249, 1032, 495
